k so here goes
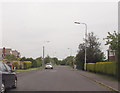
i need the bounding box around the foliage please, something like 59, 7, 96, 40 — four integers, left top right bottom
86, 63, 95, 72
2, 59, 7, 62
35, 57, 42, 67
20, 57, 37, 68
4, 54, 17, 61
52, 57, 59, 65
60, 56, 75, 67
23, 61, 32, 69
76, 52, 84, 70
12, 61, 19, 69
86, 62, 117, 76
104, 31, 120, 63
65, 56, 74, 66
104, 31, 119, 51
60, 60, 66, 65
44, 56, 50, 64
20, 57, 26, 61
76, 32, 105, 70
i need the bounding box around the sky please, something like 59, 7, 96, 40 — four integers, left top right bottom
0, 0, 118, 60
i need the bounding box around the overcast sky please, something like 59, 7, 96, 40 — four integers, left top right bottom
0, 0, 118, 60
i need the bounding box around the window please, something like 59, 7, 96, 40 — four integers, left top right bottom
4, 63, 11, 72
1, 63, 8, 72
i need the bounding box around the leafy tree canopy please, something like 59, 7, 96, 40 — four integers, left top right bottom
76, 32, 105, 70
104, 31, 119, 51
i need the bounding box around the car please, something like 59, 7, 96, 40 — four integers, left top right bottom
45, 63, 53, 69
0, 61, 17, 93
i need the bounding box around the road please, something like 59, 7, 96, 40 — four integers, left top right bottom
9, 66, 109, 91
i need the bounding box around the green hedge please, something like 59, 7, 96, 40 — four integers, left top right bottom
13, 61, 19, 69
23, 61, 32, 69
86, 63, 96, 72
86, 62, 117, 76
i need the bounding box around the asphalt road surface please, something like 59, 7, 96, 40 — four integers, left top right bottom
9, 66, 109, 91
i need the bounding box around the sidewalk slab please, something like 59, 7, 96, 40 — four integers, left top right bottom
77, 70, 119, 91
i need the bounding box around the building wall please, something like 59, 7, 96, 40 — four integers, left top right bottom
5, 49, 12, 55
11, 50, 20, 58
107, 50, 115, 61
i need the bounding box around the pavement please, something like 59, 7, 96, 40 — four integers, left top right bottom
8, 66, 110, 92
76, 70, 119, 92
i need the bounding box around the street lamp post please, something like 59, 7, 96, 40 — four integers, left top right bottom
68, 48, 72, 56
42, 41, 50, 68
74, 22, 87, 71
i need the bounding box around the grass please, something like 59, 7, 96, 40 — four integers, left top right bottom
16, 67, 42, 72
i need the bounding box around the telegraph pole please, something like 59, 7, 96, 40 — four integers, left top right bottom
42, 46, 45, 68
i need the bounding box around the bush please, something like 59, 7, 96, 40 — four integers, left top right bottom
86, 63, 95, 72
87, 62, 117, 76
23, 61, 32, 69
13, 61, 19, 69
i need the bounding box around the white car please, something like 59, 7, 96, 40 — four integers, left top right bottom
45, 63, 53, 69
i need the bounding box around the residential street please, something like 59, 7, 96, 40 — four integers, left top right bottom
9, 66, 109, 91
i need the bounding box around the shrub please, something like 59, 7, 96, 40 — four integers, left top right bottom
23, 61, 32, 69
13, 61, 19, 69
87, 62, 117, 76
86, 63, 95, 72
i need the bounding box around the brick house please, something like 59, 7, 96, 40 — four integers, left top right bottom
0, 47, 21, 60
107, 48, 116, 61
11, 50, 20, 58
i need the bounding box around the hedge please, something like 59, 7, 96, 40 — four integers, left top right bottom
86, 63, 95, 72
23, 61, 32, 69
13, 61, 19, 69
86, 62, 117, 76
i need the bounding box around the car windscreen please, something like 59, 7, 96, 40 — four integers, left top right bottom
0, 62, 2, 71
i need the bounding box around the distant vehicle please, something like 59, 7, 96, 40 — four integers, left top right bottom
0, 61, 17, 93
45, 63, 53, 69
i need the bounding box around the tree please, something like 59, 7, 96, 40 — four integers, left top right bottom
5, 54, 17, 61
76, 32, 105, 70
35, 57, 42, 67
44, 56, 50, 64
104, 31, 120, 62
104, 31, 119, 51
52, 57, 59, 65
20, 57, 26, 61
64, 56, 74, 66
20, 57, 37, 68
60, 59, 66, 65
86, 32, 105, 63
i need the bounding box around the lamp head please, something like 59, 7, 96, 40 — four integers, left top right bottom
74, 22, 80, 24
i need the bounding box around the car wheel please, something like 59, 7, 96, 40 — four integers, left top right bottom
12, 80, 17, 88
1, 82, 5, 93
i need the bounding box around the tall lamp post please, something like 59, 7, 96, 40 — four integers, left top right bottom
68, 48, 72, 56
74, 22, 87, 71
42, 41, 50, 68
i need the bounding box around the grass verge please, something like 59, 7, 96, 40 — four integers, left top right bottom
16, 67, 41, 72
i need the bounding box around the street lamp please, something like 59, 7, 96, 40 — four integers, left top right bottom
74, 21, 87, 71
68, 48, 72, 56
42, 41, 50, 68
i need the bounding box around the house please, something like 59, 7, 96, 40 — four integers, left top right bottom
0, 47, 21, 60
11, 50, 20, 58
0, 49, 2, 60
107, 48, 116, 61
0, 47, 12, 60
